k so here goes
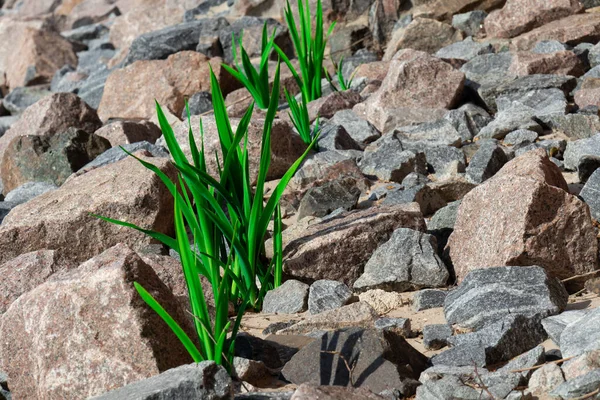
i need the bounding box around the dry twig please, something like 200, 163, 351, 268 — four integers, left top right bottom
320, 350, 357, 387
509, 356, 574, 373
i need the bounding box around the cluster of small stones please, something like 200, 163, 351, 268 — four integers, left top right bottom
0, 0, 600, 399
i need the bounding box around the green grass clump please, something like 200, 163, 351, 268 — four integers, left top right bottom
325, 56, 355, 91
96, 63, 317, 369
276, 0, 336, 102
285, 89, 320, 148
223, 22, 277, 110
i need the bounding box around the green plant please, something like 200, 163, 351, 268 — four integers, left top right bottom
276, 0, 336, 102
285, 89, 320, 148
325, 56, 355, 91
222, 22, 277, 110
95, 64, 318, 368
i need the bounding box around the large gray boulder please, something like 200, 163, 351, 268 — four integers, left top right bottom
560, 307, 600, 358
444, 266, 569, 330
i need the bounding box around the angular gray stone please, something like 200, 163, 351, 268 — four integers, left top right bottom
423, 324, 453, 350
498, 345, 545, 384
4, 182, 57, 205
579, 168, 600, 220
549, 369, 600, 399
544, 113, 600, 140
445, 314, 549, 366
308, 280, 353, 315
532, 40, 571, 54
466, 140, 509, 183
50, 65, 82, 94
444, 103, 493, 142
77, 68, 110, 109
76, 48, 115, 76
444, 266, 569, 330
427, 200, 461, 232
72, 142, 169, 178
262, 280, 309, 314
317, 124, 362, 152
560, 307, 600, 358
416, 374, 492, 400
297, 178, 361, 220
281, 328, 429, 396
360, 135, 427, 182
382, 183, 448, 216
330, 109, 381, 148
430, 343, 487, 367
124, 18, 230, 66
354, 228, 449, 292
181, 91, 212, 119
2, 86, 51, 115
497, 88, 568, 122
418, 146, 466, 175
452, 11, 488, 37
460, 53, 515, 106
90, 361, 232, 400
476, 107, 542, 140
435, 38, 493, 63
412, 289, 447, 312
374, 317, 411, 337
396, 120, 463, 148
504, 129, 539, 146
564, 133, 600, 170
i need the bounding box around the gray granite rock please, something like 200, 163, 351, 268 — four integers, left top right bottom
497, 88, 568, 123
354, 228, 449, 292
76, 48, 115, 75
262, 280, 309, 314
124, 18, 230, 66
308, 280, 353, 315
476, 107, 542, 140
544, 113, 600, 140
560, 307, 600, 358
444, 314, 549, 366
77, 68, 111, 109
542, 310, 590, 347
498, 345, 545, 384
444, 103, 492, 142
460, 53, 515, 98
4, 182, 57, 205
396, 120, 463, 148
3, 86, 51, 115
435, 37, 493, 62
90, 361, 232, 400
452, 11, 487, 37
444, 266, 569, 330
181, 91, 212, 119
419, 146, 466, 175
402, 172, 430, 188
532, 40, 570, 54
413, 289, 447, 312
430, 344, 487, 368
282, 327, 428, 396
297, 178, 361, 220
374, 317, 411, 337
466, 140, 509, 184
50, 65, 83, 94
427, 201, 461, 232
564, 133, 600, 170
423, 324, 453, 350
579, 168, 600, 220
330, 109, 381, 148
317, 124, 362, 151
360, 135, 427, 182
382, 183, 447, 216
503, 129, 539, 146
549, 369, 600, 399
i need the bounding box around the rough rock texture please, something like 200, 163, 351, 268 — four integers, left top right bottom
413, 289, 447, 311
262, 280, 309, 314
282, 328, 428, 395
0, 155, 176, 265
484, 0, 584, 39
98, 52, 233, 121
360, 136, 427, 182
158, 116, 307, 183
0, 93, 102, 163
444, 266, 569, 330
296, 178, 361, 220
560, 307, 600, 358
290, 384, 385, 400
529, 363, 565, 394
509, 50, 585, 76
0, 244, 194, 400
383, 18, 464, 58
94, 120, 162, 147
353, 228, 448, 292
1, 128, 111, 194
0, 19, 78, 89
542, 310, 590, 345
4, 181, 57, 204
90, 361, 232, 400
447, 149, 598, 282
281, 204, 426, 286
308, 280, 354, 315
354, 51, 464, 132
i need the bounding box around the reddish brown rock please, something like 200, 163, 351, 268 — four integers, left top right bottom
161, 115, 308, 182
575, 78, 600, 109
0, 244, 193, 400
281, 204, 426, 286
447, 150, 598, 283
0, 19, 78, 89
0, 155, 176, 265
94, 120, 162, 147
511, 12, 600, 51
0, 250, 77, 314
98, 52, 235, 121
383, 18, 464, 60
412, 0, 505, 21
306, 90, 362, 122
354, 52, 464, 132
485, 0, 584, 39
0, 93, 102, 163
509, 51, 585, 76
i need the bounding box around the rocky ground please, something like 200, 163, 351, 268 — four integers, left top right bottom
1, 0, 600, 399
